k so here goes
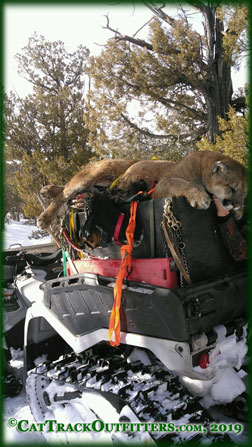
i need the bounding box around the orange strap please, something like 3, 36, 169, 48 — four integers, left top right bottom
147, 187, 155, 196
108, 200, 138, 346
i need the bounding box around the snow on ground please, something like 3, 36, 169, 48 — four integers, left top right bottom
181, 325, 248, 406
4, 392, 44, 444
3, 220, 249, 445
4, 218, 51, 249
4, 343, 249, 445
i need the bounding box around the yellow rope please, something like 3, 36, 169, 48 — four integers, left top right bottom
109, 173, 124, 190
69, 209, 85, 259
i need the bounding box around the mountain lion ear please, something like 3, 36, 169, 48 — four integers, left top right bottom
212, 161, 228, 174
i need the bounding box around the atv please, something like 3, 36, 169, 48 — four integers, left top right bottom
2, 193, 248, 445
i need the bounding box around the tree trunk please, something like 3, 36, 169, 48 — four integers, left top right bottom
202, 5, 233, 143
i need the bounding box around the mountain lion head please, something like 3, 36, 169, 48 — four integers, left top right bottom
206, 159, 247, 220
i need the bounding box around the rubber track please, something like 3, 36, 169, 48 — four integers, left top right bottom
26, 343, 234, 445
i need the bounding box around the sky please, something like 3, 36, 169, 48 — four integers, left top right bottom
4, 4, 157, 96
4, 3, 248, 98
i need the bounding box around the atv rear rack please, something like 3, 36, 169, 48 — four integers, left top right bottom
23, 269, 247, 382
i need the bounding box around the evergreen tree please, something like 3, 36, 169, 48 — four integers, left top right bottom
4, 161, 24, 220
197, 92, 249, 167
85, 3, 248, 159
5, 34, 93, 218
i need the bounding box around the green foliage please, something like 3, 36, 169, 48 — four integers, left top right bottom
4, 162, 24, 218
5, 34, 93, 217
85, 24, 200, 160
196, 105, 248, 167
216, 5, 248, 66
85, 4, 248, 158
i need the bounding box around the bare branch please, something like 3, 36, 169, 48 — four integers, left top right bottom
103, 14, 153, 50
133, 17, 154, 38
121, 112, 173, 139
154, 95, 207, 121
121, 112, 205, 142
143, 2, 177, 27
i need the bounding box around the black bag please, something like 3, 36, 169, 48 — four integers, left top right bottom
169, 197, 246, 283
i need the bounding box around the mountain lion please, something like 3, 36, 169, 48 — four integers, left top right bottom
152, 151, 247, 220
37, 151, 247, 229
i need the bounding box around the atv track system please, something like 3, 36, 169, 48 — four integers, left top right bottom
26, 343, 233, 445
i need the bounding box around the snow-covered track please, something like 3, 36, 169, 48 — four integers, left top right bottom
26, 343, 232, 445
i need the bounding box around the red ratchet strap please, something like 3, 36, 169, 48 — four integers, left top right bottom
62, 228, 84, 253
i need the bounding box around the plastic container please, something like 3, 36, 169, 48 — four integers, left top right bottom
67, 257, 178, 289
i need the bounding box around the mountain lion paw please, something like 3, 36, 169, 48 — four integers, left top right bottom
185, 187, 211, 209
37, 210, 54, 229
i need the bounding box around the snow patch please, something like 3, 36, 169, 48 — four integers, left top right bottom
4, 219, 51, 249
202, 367, 245, 408
4, 392, 43, 443
34, 354, 48, 366
127, 348, 152, 365
180, 325, 247, 407
9, 348, 24, 370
